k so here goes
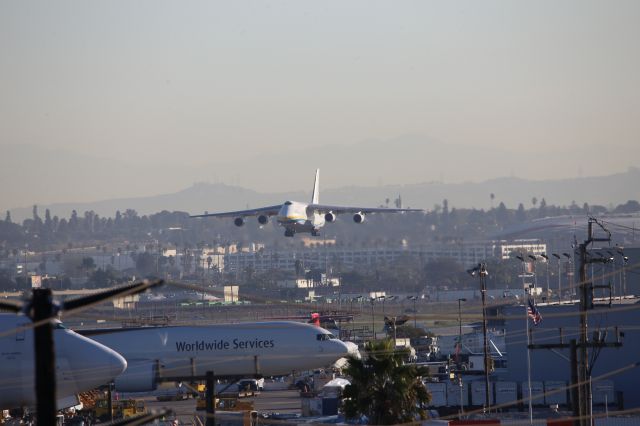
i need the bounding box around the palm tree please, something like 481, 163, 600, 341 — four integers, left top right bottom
343, 339, 430, 425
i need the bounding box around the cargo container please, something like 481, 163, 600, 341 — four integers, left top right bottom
426, 382, 447, 407
471, 380, 494, 407
592, 380, 615, 405
493, 381, 517, 406
544, 381, 567, 405
521, 381, 544, 406
447, 381, 469, 408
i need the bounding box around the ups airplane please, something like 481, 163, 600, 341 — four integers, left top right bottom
0, 315, 127, 409
81, 321, 353, 392
190, 169, 423, 237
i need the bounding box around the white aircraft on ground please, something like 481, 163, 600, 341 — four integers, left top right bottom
190, 169, 423, 237
81, 321, 354, 392
0, 314, 127, 409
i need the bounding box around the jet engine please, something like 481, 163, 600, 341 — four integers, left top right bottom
234, 217, 245, 227
114, 361, 158, 392
324, 212, 336, 223
258, 215, 269, 225
353, 212, 365, 224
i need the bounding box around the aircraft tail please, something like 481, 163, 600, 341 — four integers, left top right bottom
311, 169, 320, 204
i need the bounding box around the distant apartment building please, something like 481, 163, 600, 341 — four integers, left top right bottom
276, 274, 340, 289
223, 239, 547, 273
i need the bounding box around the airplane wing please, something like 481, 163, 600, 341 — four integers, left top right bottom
190, 204, 283, 218
308, 204, 424, 215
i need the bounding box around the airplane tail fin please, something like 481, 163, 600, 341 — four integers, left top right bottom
311, 169, 320, 204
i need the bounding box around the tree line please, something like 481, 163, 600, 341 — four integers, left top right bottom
1, 199, 639, 254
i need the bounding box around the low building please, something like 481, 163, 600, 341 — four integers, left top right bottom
502, 298, 640, 408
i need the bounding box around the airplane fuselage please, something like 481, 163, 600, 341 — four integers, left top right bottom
276, 201, 325, 235
83, 321, 350, 392
0, 315, 127, 409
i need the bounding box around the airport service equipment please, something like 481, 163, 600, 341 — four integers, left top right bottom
83, 321, 350, 392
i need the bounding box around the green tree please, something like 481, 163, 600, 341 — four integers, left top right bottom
343, 339, 430, 425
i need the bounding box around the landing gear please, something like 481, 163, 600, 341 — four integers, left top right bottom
284, 229, 295, 237
311, 229, 321, 237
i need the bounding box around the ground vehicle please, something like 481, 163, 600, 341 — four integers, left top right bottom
237, 378, 264, 392
93, 399, 146, 421
196, 384, 256, 411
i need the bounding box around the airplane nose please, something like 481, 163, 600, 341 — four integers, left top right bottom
344, 341, 361, 359
87, 342, 127, 380
332, 340, 351, 357
109, 348, 128, 378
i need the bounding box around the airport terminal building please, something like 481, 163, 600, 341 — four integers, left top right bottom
223, 239, 547, 273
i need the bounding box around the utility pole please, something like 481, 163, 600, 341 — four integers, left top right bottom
528, 219, 621, 426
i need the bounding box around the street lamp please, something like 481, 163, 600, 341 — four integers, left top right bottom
467, 262, 490, 412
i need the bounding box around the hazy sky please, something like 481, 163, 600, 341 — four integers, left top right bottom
1, 1, 639, 210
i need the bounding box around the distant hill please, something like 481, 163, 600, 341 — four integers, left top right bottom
7, 167, 640, 221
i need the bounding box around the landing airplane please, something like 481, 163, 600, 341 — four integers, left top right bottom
80, 321, 354, 392
190, 169, 423, 237
0, 314, 127, 409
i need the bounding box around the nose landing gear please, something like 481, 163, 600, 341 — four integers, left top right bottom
284, 229, 295, 237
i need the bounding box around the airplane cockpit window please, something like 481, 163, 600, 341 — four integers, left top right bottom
284, 201, 293, 205
54, 322, 67, 329
317, 333, 336, 341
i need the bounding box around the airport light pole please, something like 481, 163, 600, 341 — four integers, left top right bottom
552, 253, 562, 302
528, 255, 538, 293
386, 295, 396, 318
370, 298, 376, 340
407, 295, 418, 328
467, 263, 490, 412
616, 247, 628, 296
457, 297, 466, 419
378, 295, 386, 316
562, 253, 572, 298
457, 298, 466, 369
540, 253, 550, 298
351, 296, 362, 338
605, 251, 617, 298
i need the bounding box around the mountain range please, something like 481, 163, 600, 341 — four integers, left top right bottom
7, 167, 640, 222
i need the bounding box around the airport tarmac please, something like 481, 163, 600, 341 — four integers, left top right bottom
130, 382, 302, 425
